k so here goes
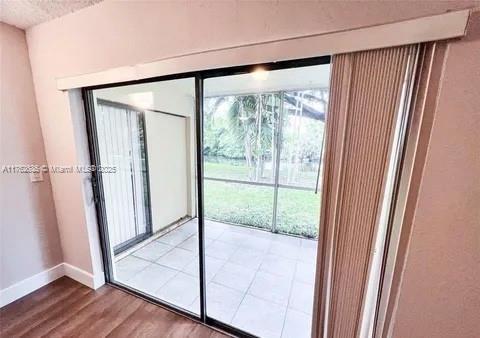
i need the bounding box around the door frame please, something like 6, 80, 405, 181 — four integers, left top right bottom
82, 54, 331, 338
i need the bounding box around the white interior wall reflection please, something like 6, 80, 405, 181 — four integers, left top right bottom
145, 112, 189, 232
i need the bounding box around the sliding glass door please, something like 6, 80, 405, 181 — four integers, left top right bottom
85, 57, 331, 338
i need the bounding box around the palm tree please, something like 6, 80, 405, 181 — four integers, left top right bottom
228, 94, 276, 181
204, 89, 328, 184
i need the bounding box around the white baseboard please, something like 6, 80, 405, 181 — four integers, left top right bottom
63, 263, 105, 289
0, 263, 64, 307
0, 263, 105, 308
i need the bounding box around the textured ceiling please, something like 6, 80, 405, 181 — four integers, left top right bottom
1, 0, 103, 29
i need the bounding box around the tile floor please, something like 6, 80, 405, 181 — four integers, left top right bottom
115, 219, 317, 338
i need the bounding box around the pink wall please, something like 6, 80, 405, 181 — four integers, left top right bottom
0, 23, 63, 289
391, 11, 480, 337
23, 1, 479, 334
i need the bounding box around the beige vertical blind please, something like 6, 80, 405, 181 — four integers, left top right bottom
314, 45, 417, 338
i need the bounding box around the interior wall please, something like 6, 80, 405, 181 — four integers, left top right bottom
0, 23, 63, 289
22, 1, 479, 334
145, 112, 188, 232
391, 11, 480, 338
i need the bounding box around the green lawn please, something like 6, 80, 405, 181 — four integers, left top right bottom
204, 180, 320, 238
275, 188, 321, 238
204, 161, 319, 187
204, 161, 254, 181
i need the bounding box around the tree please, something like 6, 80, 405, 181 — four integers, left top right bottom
227, 94, 275, 181
204, 88, 328, 184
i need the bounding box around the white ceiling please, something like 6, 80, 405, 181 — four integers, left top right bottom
0, 0, 103, 29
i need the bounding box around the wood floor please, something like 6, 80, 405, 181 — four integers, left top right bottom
0, 277, 229, 337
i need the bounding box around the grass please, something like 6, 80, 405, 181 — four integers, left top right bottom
205, 161, 270, 181
204, 161, 319, 187
204, 180, 320, 238
275, 188, 321, 238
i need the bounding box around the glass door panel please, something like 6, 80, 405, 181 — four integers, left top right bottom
88, 77, 201, 315
202, 63, 330, 338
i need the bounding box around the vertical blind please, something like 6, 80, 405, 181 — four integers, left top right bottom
96, 101, 149, 251
314, 45, 418, 337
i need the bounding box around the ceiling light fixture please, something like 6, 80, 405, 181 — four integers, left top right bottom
251, 67, 269, 81
129, 92, 153, 109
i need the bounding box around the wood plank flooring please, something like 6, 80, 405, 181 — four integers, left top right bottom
0, 277, 229, 337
